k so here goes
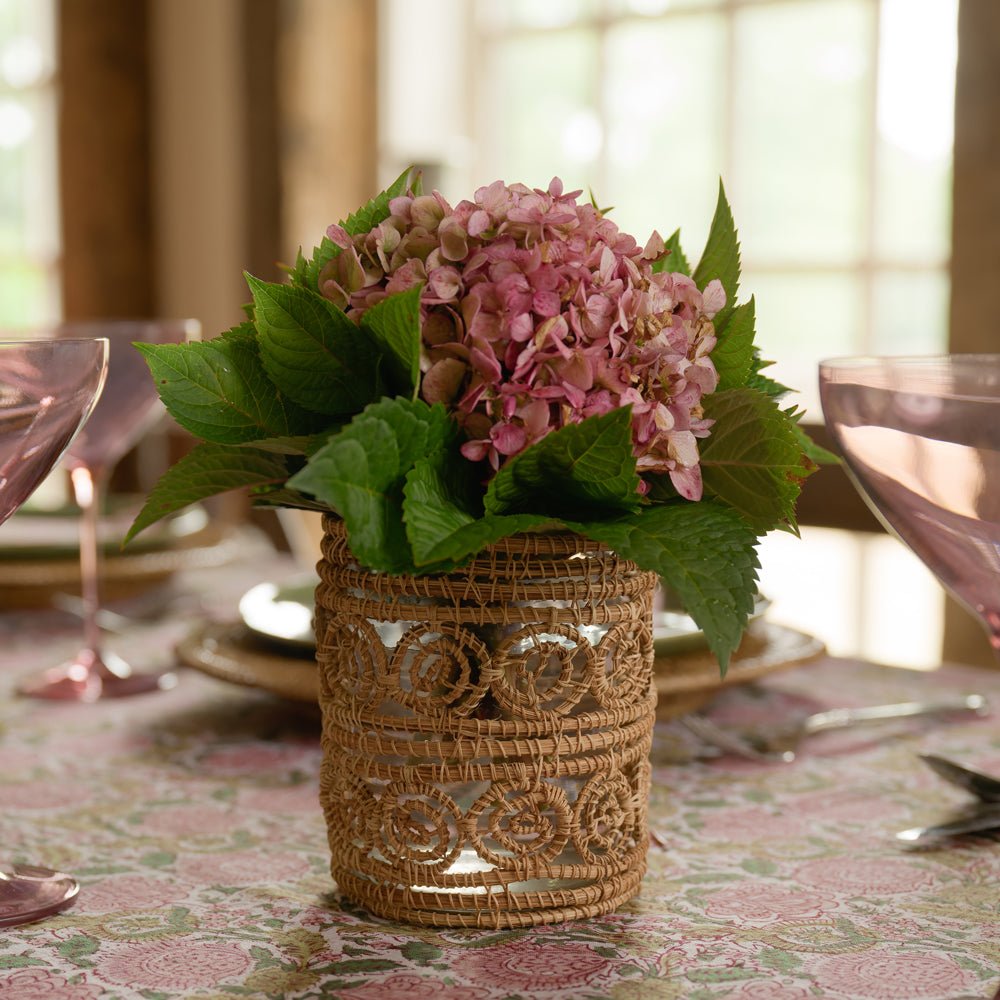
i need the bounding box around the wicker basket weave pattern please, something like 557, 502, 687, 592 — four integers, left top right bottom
315, 517, 657, 928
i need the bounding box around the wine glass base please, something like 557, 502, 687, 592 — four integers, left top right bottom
18, 650, 178, 702
0, 864, 80, 928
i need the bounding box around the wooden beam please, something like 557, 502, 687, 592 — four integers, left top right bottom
943, 0, 1000, 667
242, 0, 283, 283
948, 0, 1000, 356
58, 0, 153, 319
278, 0, 378, 259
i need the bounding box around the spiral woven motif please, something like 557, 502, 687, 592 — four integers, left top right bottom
466, 782, 573, 867
316, 517, 657, 928
572, 771, 639, 865
383, 624, 494, 718
376, 781, 464, 870
316, 615, 386, 708
491, 623, 595, 717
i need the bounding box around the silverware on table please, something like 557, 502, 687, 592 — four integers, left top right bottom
918, 753, 1000, 802
896, 804, 1000, 848
895, 753, 1000, 848
681, 694, 990, 763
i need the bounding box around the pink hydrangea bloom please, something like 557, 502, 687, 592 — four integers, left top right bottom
318, 178, 723, 499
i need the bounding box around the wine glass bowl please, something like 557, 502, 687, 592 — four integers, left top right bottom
17, 319, 200, 702
819, 354, 1000, 660
0, 338, 108, 523
0, 337, 108, 927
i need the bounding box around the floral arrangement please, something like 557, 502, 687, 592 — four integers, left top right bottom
130, 169, 822, 670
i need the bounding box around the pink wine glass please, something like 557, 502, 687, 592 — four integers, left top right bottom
0, 337, 107, 927
19, 319, 200, 701
819, 354, 1000, 662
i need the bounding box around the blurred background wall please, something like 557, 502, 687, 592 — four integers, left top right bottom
1, 0, 997, 665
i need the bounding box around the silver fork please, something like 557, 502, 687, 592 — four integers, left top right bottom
681, 694, 990, 763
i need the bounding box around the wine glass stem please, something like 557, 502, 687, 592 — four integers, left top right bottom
70, 465, 104, 660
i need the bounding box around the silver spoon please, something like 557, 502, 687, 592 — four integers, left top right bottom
682, 694, 990, 763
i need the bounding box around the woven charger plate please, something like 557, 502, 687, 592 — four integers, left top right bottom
176, 622, 320, 702
176, 618, 824, 710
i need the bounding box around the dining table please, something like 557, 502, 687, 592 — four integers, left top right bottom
1, 531, 998, 1000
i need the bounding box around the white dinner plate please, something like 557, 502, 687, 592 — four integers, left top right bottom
238, 576, 319, 650
653, 595, 771, 656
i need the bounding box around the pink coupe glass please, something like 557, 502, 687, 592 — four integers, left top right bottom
19, 319, 200, 701
819, 354, 1000, 662
0, 337, 108, 927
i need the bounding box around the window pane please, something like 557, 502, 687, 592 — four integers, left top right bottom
0, 259, 55, 327
874, 0, 956, 263
875, 144, 952, 266
757, 526, 944, 669
870, 269, 949, 356
0, 90, 56, 259
609, 0, 724, 12
477, 30, 601, 188
861, 533, 943, 670
477, 0, 599, 31
757, 526, 863, 658
0, 0, 58, 328
604, 15, 725, 253
379, 0, 470, 184
744, 270, 865, 411
734, 0, 874, 265
0, 0, 55, 80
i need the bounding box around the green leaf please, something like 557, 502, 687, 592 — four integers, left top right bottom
248, 275, 382, 416
403, 455, 551, 569
745, 369, 792, 399
288, 397, 457, 573
693, 181, 740, 330
236, 431, 339, 456
484, 407, 642, 518
711, 297, 756, 391
360, 285, 422, 397
790, 417, 840, 465
746, 350, 793, 399
136, 337, 322, 444
571, 501, 759, 673
292, 236, 340, 291
220, 320, 257, 345
642, 473, 680, 502
249, 486, 331, 512
699, 388, 812, 534
126, 443, 288, 543
653, 228, 691, 276
288, 168, 421, 290
341, 166, 417, 236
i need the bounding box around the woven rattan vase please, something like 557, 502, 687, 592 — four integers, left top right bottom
314, 516, 657, 928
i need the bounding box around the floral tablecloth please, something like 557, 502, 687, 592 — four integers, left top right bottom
1, 551, 999, 1000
